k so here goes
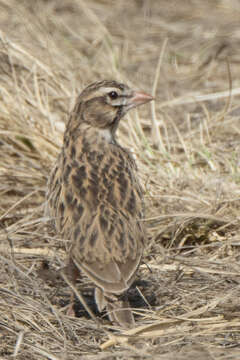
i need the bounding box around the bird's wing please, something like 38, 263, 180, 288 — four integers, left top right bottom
70, 206, 145, 293
47, 139, 146, 294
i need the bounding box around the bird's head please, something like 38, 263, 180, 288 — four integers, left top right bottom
73, 80, 153, 134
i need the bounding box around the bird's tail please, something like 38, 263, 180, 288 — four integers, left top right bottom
95, 288, 135, 328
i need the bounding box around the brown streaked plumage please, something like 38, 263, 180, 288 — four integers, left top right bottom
46, 80, 153, 327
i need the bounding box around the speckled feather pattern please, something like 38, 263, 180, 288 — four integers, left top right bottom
46, 80, 153, 326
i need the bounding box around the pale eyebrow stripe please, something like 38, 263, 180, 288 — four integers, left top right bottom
102, 87, 120, 93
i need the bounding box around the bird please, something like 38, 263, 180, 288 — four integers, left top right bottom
46, 80, 153, 327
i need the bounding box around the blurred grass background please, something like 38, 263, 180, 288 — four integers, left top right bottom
1, 1, 240, 359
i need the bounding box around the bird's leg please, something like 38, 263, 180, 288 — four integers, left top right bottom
60, 260, 100, 325
95, 287, 107, 312
61, 260, 79, 316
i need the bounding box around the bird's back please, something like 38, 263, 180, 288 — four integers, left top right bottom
46, 124, 145, 294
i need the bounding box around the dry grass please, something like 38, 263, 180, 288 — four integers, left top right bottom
1, 0, 240, 358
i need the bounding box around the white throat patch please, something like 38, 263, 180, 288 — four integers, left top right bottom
99, 128, 113, 143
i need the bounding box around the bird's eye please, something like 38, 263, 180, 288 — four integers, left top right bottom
108, 91, 118, 100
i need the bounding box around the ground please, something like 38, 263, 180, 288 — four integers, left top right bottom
1, 0, 240, 359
